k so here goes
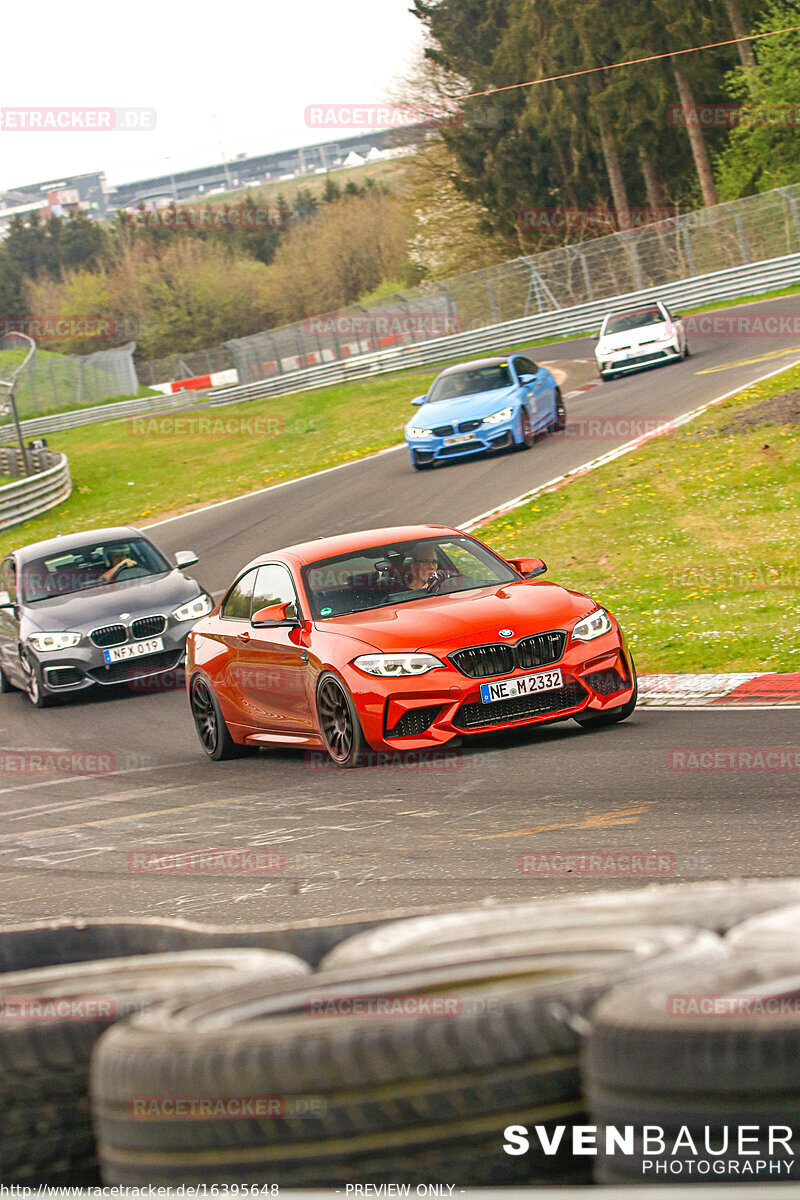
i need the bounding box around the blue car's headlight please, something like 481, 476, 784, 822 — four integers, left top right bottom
482, 406, 515, 425
407, 427, 434, 439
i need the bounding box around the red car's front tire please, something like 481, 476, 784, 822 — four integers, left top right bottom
316, 672, 367, 768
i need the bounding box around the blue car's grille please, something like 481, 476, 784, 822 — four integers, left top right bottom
432, 424, 454, 437
458, 419, 484, 433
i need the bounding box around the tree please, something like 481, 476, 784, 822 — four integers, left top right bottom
716, 0, 800, 196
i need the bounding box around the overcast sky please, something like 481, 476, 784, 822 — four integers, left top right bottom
0, 0, 426, 191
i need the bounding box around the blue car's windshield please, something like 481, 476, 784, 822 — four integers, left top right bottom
427, 364, 513, 403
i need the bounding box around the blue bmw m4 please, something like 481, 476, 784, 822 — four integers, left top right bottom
404, 354, 566, 470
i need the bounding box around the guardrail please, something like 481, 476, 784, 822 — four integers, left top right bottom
1, 250, 798, 438
0, 448, 72, 532
8, 388, 210, 439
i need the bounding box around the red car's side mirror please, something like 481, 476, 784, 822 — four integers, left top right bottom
508, 557, 547, 579
251, 601, 300, 627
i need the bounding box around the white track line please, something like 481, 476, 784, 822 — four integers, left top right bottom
460, 357, 800, 530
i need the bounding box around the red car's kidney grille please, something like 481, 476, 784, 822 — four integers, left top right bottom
450, 631, 565, 679
585, 667, 627, 695
386, 705, 443, 738
515, 631, 567, 669
450, 644, 515, 678
453, 679, 587, 729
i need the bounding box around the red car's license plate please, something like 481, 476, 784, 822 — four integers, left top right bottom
480, 669, 563, 703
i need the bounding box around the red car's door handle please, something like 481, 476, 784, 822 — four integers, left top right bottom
240, 630, 250, 642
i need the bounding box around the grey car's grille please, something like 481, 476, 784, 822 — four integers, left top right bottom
90, 624, 127, 648
132, 615, 167, 640
89, 650, 183, 685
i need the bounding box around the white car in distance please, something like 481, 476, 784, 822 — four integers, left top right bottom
594, 301, 689, 380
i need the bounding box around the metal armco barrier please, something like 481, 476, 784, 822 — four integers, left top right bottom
205, 251, 800, 405
0, 448, 72, 531
2, 251, 799, 439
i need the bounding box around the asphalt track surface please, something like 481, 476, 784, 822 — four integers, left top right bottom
0, 295, 798, 926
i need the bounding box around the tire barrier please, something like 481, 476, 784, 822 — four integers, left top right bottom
0, 949, 309, 1185
0, 887, 799, 1185
584, 953, 800, 1183
90, 926, 720, 1186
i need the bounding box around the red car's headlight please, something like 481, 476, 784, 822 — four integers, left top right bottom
571, 608, 613, 642
353, 653, 446, 677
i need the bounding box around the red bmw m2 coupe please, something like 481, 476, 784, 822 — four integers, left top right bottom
186, 525, 637, 767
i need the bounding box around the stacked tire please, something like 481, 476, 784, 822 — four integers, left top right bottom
90, 924, 722, 1186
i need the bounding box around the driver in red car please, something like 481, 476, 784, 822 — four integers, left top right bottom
404, 545, 441, 591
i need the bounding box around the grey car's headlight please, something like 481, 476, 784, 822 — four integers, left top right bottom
483, 406, 515, 425
407, 426, 434, 439
572, 608, 613, 642
172, 594, 213, 622
354, 653, 445, 677
27, 632, 81, 652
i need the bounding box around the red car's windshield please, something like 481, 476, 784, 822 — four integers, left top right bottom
302, 536, 519, 619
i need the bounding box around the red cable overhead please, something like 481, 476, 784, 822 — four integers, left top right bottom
450, 25, 800, 102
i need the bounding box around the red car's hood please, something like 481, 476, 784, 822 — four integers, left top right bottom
320, 582, 596, 653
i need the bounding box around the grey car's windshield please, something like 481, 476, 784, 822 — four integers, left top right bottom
605, 308, 665, 335
302, 536, 519, 619
426, 364, 513, 403
21, 538, 171, 602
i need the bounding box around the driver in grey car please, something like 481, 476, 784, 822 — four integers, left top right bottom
100, 548, 139, 584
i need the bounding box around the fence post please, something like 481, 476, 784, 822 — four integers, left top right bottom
777, 188, 800, 248
720, 203, 750, 264
477, 270, 500, 324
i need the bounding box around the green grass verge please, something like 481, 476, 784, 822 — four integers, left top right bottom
476, 364, 800, 675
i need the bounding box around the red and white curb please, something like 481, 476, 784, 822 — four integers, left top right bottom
639, 673, 800, 707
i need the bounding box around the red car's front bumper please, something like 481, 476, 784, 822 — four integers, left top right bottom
340, 629, 635, 754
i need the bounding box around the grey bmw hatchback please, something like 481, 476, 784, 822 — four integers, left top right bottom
0, 526, 212, 706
